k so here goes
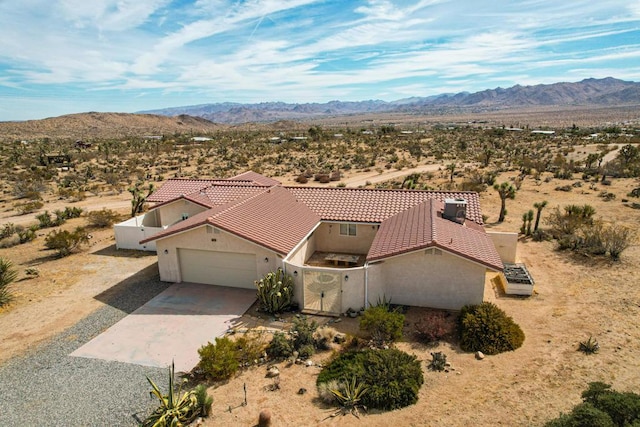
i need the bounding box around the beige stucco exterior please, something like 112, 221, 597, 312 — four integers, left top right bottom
155, 199, 208, 227
155, 225, 281, 284
488, 231, 518, 263
314, 222, 378, 254
366, 248, 487, 310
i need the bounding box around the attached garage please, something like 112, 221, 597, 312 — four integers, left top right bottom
178, 249, 257, 289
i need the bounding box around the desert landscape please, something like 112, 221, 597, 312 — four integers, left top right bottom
0, 103, 639, 426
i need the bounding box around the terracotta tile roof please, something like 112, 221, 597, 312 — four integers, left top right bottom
287, 187, 483, 224
147, 179, 216, 203
142, 186, 320, 255
228, 171, 282, 186
367, 200, 503, 270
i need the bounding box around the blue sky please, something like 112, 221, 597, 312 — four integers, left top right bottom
1, 0, 639, 121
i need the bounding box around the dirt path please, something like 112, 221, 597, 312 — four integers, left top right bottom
341, 163, 446, 188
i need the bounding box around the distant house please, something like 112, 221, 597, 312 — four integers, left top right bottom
531, 130, 555, 135
114, 172, 516, 312
190, 137, 213, 142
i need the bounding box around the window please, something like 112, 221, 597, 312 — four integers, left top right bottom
339, 223, 357, 236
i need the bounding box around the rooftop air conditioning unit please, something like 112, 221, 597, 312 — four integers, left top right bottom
443, 198, 467, 224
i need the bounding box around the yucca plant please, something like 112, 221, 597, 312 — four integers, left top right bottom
143, 361, 199, 427
255, 268, 294, 314
0, 258, 18, 307
428, 352, 447, 371
578, 336, 600, 354
329, 376, 368, 418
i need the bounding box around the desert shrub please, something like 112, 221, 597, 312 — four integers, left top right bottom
627, 188, 640, 198
428, 352, 447, 371
87, 208, 121, 227
317, 348, 424, 410
578, 336, 600, 354
604, 225, 635, 261
0, 223, 16, 239
459, 302, 525, 355
44, 227, 89, 257
546, 204, 596, 238
17, 225, 38, 244
317, 379, 342, 404
298, 344, 315, 359
193, 384, 213, 417
15, 200, 43, 215
265, 332, 293, 359
233, 332, 266, 366
414, 310, 456, 343
295, 174, 308, 184
545, 382, 640, 427
197, 337, 239, 381
36, 210, 61, 228
0, 258, 18, 307
255, 268, 294, 314
292, 316, 318, 356
359, 305, 404, 344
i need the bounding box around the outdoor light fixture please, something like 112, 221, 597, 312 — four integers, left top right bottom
264, 257, 269, 263
344, 275, 349, 281
293, 271, 298, 277
164, 249, 168, 254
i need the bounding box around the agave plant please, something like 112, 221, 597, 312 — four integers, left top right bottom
578, 336, 600, 354
142, 361, 199, 427
329, 376, 368, 418
0, 258, 18, 307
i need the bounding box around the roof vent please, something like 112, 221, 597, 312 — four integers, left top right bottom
443, 198, 467, 224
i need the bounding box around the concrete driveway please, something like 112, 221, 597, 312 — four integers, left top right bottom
71, 283, 256, 372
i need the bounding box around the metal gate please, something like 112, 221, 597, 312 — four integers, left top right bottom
303, 270, 342, 314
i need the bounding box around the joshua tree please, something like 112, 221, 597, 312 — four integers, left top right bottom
494, 182, 516, 223
533, 200, 548, 232
129, 181, 155, 217
446, 163, 456, 183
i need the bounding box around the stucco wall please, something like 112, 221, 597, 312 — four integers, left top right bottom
341, 268, 365, 312
287, 232, 317, 265
156, 225, 281, 283
487, 231, 518, 263
314, 222, 378, 254
373, 249, 486, 310
156, 200, 208, 227
114, 214, 160, 251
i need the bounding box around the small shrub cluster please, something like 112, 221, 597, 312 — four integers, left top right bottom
414, 310, 456, 343
428, 352, 447, 371
198, 333, 266, 381
317, 348, 424, 410
359, 305, 404, 345
459, 302, 525, 355
44, 227, 89, 257
36, 207, 83, 229
197, 337, 240, 381
87, 208, 121, 227
547, 205, 634, 260
255, 268, 294, 314
15, 200, 44, 215
545, 382, 640, 427
265, 316, 320, 360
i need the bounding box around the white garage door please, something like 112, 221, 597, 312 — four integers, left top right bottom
178, 249, 257, 289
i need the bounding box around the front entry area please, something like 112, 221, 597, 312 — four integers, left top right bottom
178, 249, 257, 289
303, 270, 342, 314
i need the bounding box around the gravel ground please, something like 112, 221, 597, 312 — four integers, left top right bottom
0, 277, 174, 427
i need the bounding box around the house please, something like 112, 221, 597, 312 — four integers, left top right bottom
115, 171, 516, 313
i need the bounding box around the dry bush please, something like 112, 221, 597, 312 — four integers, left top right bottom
414, 310, 456, 343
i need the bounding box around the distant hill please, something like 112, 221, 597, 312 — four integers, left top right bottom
0, 112, 223, 140
140, 77, 640, 124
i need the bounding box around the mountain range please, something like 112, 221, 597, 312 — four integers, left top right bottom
140, 77, 640, 124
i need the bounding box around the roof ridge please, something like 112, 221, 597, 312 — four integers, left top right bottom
286, 185, 477, 195
207, 185, 277, 220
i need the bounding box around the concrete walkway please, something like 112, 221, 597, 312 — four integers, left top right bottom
71, 283, 256, 372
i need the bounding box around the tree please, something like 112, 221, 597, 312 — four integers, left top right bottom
129, 182, 155, 217
401, 173, 421, 190
533, 200, 548, 232
494, 182, 516, 223
0, 258, 18, 307
617, 144, 639, 169
446, 163, 456, 183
